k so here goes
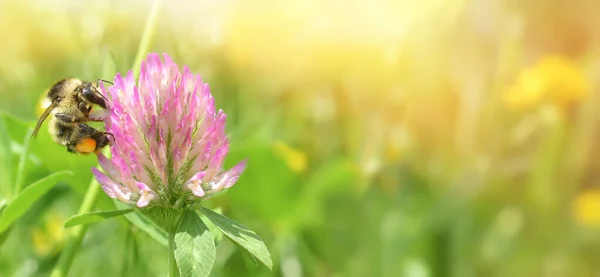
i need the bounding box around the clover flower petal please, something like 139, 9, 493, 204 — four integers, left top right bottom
94, 53, 246, 208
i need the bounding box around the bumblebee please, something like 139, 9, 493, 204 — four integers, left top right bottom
32, 78, 112, 154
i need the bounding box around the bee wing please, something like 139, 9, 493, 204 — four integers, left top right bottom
31, 102, 58, 138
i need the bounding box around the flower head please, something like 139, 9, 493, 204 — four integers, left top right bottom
94, 53, 246, 208
573, 189, 600, 228
504, 55, 589, 111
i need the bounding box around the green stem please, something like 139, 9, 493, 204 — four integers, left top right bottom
168, 230, 179, 277
120, 227, 132, 277
50, 177, 101, 277
13, 128, 32, 196
133, 0, 162, 80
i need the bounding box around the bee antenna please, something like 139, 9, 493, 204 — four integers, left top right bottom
96, 79, 114, 85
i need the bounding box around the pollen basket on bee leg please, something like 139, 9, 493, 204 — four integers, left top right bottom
75, 138, 97, 154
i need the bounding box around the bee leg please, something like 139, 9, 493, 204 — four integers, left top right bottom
78, 102, 92, 116
102, 132, 114, 139
91, 131, 111, 151
69, 137, 97, 154
67, 134, 110, 155
55, 113, 103, 123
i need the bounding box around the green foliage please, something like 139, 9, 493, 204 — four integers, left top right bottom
0, 111, 99, 196
198, 207, 224, 245
201, 207, 272, 270
29, 124, 99, 195
13, 128, 33, 195
0, 115, 14, 195
115, 199, 168, 246
0, 171, 72, 234
174, 210, 215, 277
64, 209, 134, 228
226, 142, 299, 221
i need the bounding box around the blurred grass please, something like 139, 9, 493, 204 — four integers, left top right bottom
2, 0, 600, 276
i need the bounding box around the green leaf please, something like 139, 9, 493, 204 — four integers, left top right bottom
0, 171, 72, 233
13, 128, 33, 194
64, 209, 134, 228
198, 209, 224, 245
200, 207, 272, 270
0, 116, 14, 195
0, 110, 31, 142
0, 200, 6, 245
114, 199, 168, 246
0, 226, 11, 246
131, 212, 169, 246
174, 210, 215, 277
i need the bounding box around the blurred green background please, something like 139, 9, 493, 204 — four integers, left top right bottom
2, 0, 600, 276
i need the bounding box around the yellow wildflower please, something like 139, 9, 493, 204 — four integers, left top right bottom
274, 142, 308, 174
32, 228, 52, 256
505, 56, 589, 110
31, 212, 66, 256
573, 189, 600, 227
